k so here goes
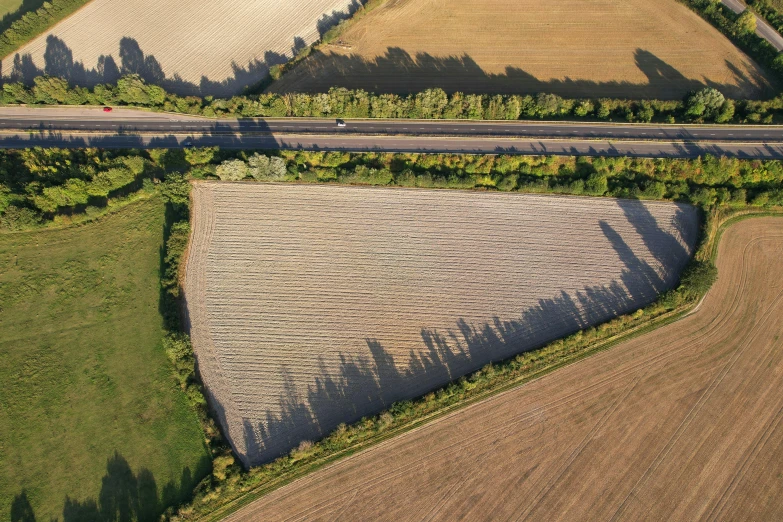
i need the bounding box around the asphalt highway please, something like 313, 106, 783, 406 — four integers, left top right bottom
1, 107, 783, 158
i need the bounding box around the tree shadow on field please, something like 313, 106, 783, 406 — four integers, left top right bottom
9, 452, 208, 522
317, 0, 363, 37
231, 200, 699, 467
58, 451, 208, 522
2, 29, 776, 99
4, 35, 292, 97
10, 490, 36, 522
1, 1, 368, 97
268, 46, 776, 100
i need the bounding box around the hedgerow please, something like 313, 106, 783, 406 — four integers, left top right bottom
5, 74, 783, 123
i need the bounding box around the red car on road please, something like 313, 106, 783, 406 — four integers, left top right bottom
103, 107, 113, 112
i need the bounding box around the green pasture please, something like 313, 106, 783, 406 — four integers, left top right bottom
0, 197, 209, 521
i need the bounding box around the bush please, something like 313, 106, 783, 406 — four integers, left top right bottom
678, 261, 718, 297
248, 154, 286, 181
163, 333, 195, 389
216, 159, 249, 181
0, 205, 41, 230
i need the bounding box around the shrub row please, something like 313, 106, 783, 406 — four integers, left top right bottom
157, 172, 230, 518
206, 151, 783, 209
6, 73, 783, 124
6, 149, 783, 231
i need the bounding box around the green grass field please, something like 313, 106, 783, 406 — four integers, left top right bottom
0, 197, 210, 521
0, 0, 22, 17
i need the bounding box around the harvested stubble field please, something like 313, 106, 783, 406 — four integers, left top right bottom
2, 0, 357, 96
185, 183, 698, 466
271, 0, 774, 99
226, 216, 783, 522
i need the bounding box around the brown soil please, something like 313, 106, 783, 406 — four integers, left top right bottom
270, 0, 775, 99
184, 183, 697, 467
225, 216, 783, 522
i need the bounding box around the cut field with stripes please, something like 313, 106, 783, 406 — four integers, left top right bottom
3, 0, 356, 96
184, 183, 698, 466
226, 217, 783, 522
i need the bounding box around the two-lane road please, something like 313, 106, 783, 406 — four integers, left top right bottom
722, 0, 783, 51
0, 106, 782, 158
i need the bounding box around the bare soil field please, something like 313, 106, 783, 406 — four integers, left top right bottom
184, 183, 697, 466
270, 0, 774, 99
223, 217, 783, 522
2, 0, 358, 96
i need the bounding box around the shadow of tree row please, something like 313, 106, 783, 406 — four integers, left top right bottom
2, 0, 368, 98
11, 452, 207, 522
4, 34, 291, 97
2, 34, 775, 100
234, 199, 697, 466
269, 46, 774, 100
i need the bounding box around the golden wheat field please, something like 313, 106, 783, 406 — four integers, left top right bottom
271, 0, 774, 99
226, 217, 783, 521
184, 183, 698, 466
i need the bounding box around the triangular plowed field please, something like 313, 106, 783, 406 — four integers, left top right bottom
184, 183, 698, 465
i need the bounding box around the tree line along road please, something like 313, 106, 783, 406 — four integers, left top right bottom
722, 0, 783, 51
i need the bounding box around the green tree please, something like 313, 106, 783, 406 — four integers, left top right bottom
684, 88, 726, 121
115, 75, 165, 107
584, 173, 608, 195
216, 159, 249, 181
248, 154, 286, 181
737, 9, 757, 34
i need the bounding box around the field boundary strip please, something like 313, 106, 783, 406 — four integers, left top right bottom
191, 206, 783, 522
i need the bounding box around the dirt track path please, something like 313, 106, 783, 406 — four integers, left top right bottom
225, 217, 783, 521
